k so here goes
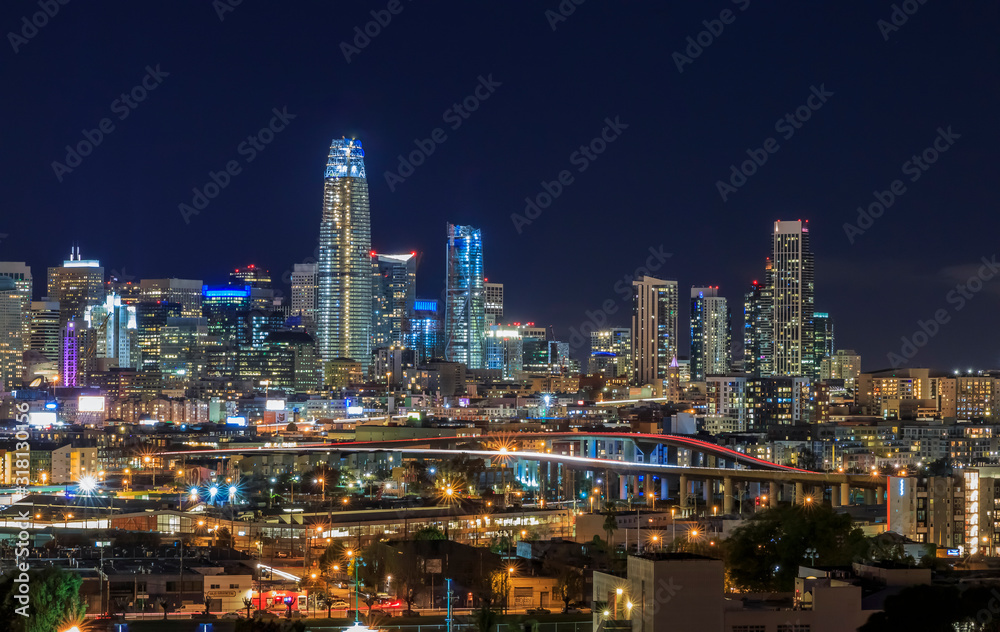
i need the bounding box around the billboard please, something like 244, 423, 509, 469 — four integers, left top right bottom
226, 416, 248, 427
347, 406, 363, 416
78, 395, 105, 412
265, 399, 286, 411
28, 412, 57, 426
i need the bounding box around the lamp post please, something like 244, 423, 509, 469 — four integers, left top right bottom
670, 507, 676, 549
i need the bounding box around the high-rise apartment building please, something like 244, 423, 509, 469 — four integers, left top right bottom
136, 301, 183, 371
631, 276, 678, 386
0, 262, 32, 350
444, 224, 485, 369
589, 328, 631, 378
47, 247, 104, 326
690, 287, 731, 381
317, 138, 372, 368
485, 282, 504, 327
813, 311, 834, 367
407, 299, 443, 365
231, 264, 272, 288
290, 263, 319, 333
743, 260, 773, 378
771, 220, 815, 378
84, 294, 138, 369
139, 278, 203, 318
820, 349, 861, 388
485, 325, 523, 380
30, 300, 61, 362
371, 252, 416, 350
0, 278, 24, 391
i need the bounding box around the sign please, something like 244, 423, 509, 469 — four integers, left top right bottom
425, 558, 442, 574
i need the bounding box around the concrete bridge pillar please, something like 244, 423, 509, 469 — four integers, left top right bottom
831, 484, 841, 507
768, 482, 778, 507
876, 486, 885, 505
661, 477, 669, 502
795, 482, 805, 504
703, 479, 712, 504
707, 455, 717, 468
723, 477, 733, 515
679, 474, 689, 508
841, 482, 851, 506
619, 475, 628, 501
864, 488, 875, 505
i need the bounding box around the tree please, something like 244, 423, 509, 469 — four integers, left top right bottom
0, 566, 87, 632
859, 584, 964, 632
155, 595, 176, 620
414, 526, 447, 541
204, 595, 213, 615
724, 504, 867, 592
392, 550, 425, 612
554, 567, 584, 613
602, 501, 619, 546
242, 595, 255, 619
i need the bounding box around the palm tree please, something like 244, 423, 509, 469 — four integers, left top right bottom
242, 595, 254, 619
602, 501, 618, 546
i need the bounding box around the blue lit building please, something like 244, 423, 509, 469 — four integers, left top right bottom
444, 224, 485, 369
202, 286, 251, 345
371, 252, 416, 350
317, 138, 372, 370
407, 298, 443, 365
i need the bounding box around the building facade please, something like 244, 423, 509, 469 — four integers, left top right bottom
631, 276, 678, 386
444, 224, 486, 369
690, 286, 730, 381
772, 220, 815, 378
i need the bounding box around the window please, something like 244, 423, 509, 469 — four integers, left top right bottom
211, 584, 220, 589
230, 584, 239, 589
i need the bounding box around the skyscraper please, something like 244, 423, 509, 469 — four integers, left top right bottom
813, 312, 834, 367
139, 278, 203, 318
317, 138, 372, 369
30, 300, 61, 362
47, 246, 104, 326
771, 220, 815, 378
631, 276, 678, 386
84, 294, 139, 369
290, 263, 319, 333
444, 224, 485, 369
743, 260, 773, 378
407, 298, 443, 364
485, 282, 504, 327
0, 278, 24, 391
0, 262, 32, 350
690, 287, 731, 381
371, 252, 416, 350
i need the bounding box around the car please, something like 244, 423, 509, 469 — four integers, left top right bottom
563, 607, 582, 614
275, 551, 290, 558
222, 611, 245, 620
401, 609, 421, 617
527, 608, 551, 615
329, 600, 350, 609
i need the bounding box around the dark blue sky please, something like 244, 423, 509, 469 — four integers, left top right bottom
1, 1, 998, 371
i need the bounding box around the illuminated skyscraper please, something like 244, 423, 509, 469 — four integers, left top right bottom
317, 138, 372, 369
47, 246, 104, 326
589, 328, 631, 378
771, 220, 815, 378
690, 286, 731, 381
407, 298, 443, 364
444, 224, 485, 369
631, 276, 678, 386
485, 282, 503, 327
371, 252, 416, 350
30, 300, 61, 362
0, 278, 24, 391
743, 259, 773, 378
139, 278, 203, 318
291, 263, 319, 333
84, 294, 139, 369
0, 262, 32, 350
813, 312, 834, 367
231, 264, 272, 289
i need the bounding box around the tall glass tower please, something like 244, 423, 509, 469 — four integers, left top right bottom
444, 224, 485, 369
771, 220, 815, 378
317, 139, 372, 369
690, 286, 731, 381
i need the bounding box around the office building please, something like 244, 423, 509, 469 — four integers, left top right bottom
589, 328, 630, 378
29, 300, 61, 362
407, 298, 443, 364
485, 282, 503, 327
631, 276, 678, 386
689, 287, 730, 381
485, 325, 523, 380
61, 320, 79, 387
772, 220, 815, 378
444, 224, 485, 369
820, 349, 861, 389
47, 246, 104, 326
84, 294, 139, 369
0, 262, 32, 350
139, 278, 203, 318
317, 138, 372, 369
743, 260, 773, 378
0, 278, 24, 391
290, 263, 319, 333
202, 286, 251, 344
136, 301, 183, 371
371, 252, 416, 350
231, 264, 271, 288
160, 317, 210, 384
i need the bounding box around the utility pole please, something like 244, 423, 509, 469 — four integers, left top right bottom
446, 577, 453, 632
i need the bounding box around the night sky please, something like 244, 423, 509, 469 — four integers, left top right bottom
1, 2, 998, 371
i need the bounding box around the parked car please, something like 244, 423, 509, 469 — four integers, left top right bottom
222, 611, 245, 620
329, 600, 350, 609
275, 551, 290, 558
564, 607, 582, 614
527, 608, 551, 615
